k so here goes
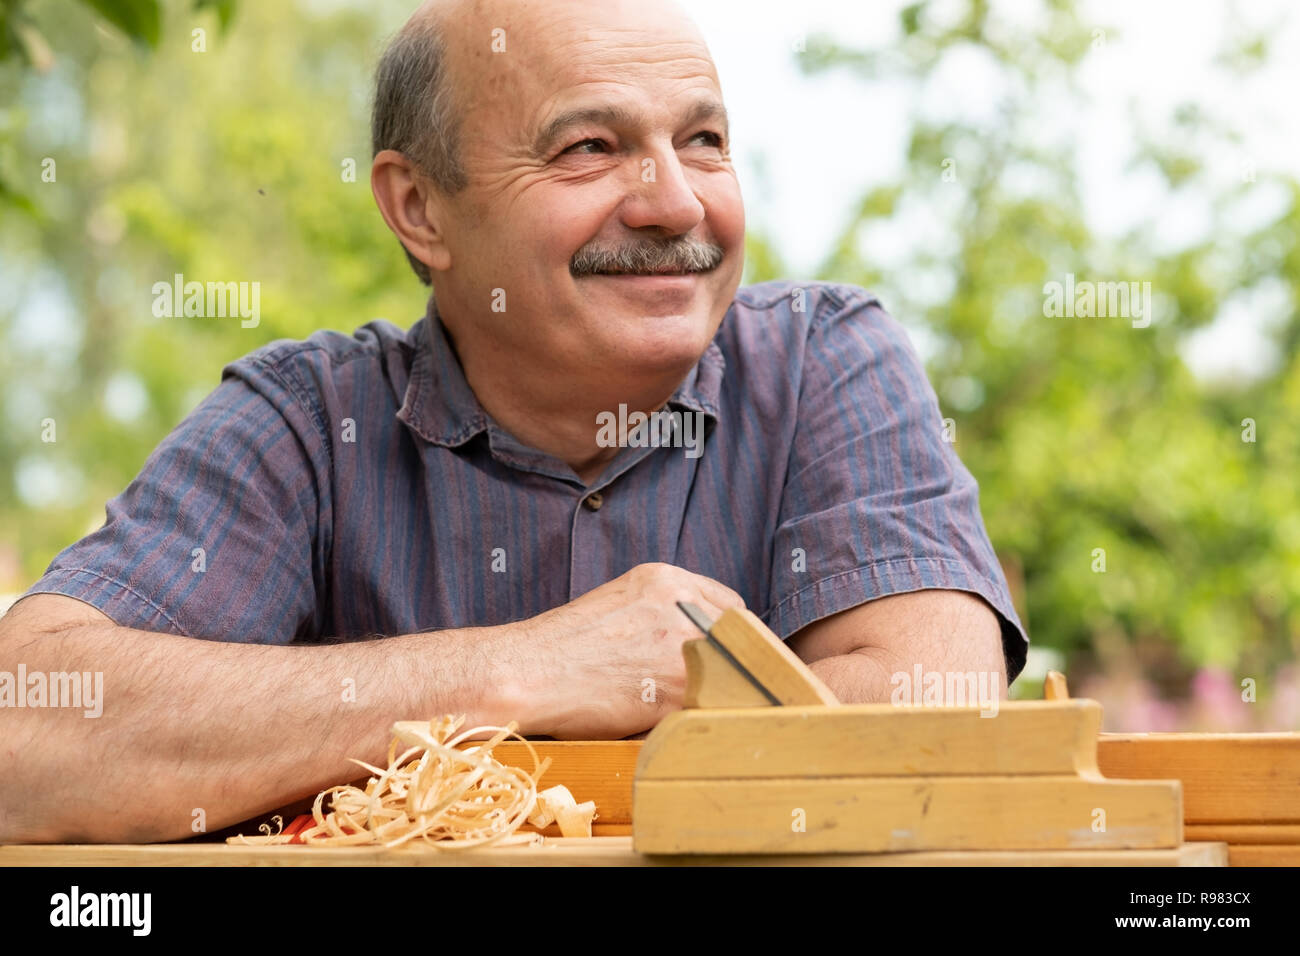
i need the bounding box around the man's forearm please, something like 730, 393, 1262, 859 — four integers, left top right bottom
808, 646, 1008, 705
789, 591, 1010, 705
0, 619, 532, 844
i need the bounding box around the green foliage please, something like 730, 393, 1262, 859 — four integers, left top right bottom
0, 0, 238, 219
799, 1, 1299, 694
0, 0, 198, 64
0, 0, 419, 588
76, 0, 162, 50
0, 0, 235, 62
192, 0, 235, 33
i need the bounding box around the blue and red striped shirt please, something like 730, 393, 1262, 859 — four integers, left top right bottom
24, 280, 1028, 679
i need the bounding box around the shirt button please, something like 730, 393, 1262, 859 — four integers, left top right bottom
584, 491, 604, 511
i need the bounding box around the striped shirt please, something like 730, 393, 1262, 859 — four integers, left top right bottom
25, 280, 1028, 679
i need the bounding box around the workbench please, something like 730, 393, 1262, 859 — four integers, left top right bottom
3, 610, 1294, 868
0, 838, 1228, 866
6, 728, 1292, 867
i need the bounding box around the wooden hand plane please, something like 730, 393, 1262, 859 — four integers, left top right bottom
632, 603, 1183, 856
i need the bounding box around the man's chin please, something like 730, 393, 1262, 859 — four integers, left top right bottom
591, 315, 716, 367
567, 272, 727, 367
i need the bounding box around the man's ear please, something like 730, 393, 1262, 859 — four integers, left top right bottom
371, 149, 452, 275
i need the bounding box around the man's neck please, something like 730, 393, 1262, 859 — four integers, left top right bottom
441, 322, 692, 487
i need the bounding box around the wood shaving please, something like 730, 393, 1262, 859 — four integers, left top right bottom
227, 715, 568, 850
529, 784, 598, 837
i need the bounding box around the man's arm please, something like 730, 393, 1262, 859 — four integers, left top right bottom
766, 287, 1028, 686
0, 594, 520, 844
0, 563, 744, 844
786, 589, 1008, 704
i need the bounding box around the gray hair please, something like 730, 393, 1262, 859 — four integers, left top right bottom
371, 16, 468, 286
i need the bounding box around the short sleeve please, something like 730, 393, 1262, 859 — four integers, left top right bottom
19, 355, 329, 644
765, 288, 1028, 681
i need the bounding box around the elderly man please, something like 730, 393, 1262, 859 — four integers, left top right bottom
0, 0, 1025, 843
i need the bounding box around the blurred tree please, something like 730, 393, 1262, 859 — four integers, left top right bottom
0, 0, 236, 210
0, 0, 418, 589
799, 0, 1299, 715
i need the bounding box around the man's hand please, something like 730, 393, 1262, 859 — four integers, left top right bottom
507, 563, 746, 739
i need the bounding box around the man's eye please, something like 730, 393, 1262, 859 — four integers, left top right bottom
689, 131, 725, 148
563, 138, 609, 155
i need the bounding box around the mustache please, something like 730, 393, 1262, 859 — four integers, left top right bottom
570, 236, 725, 277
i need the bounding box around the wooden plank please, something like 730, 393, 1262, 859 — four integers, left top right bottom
682, 639, 773, 708
0, 838, 1226, 867
1097, 734, 1300, 824
1183, 824, 1300, 845
708, 607, 840, 706
633, 776, 1182, 854
1224, 845, 1300, 867
462, 740, 638, 824
637, 701, 1103, 779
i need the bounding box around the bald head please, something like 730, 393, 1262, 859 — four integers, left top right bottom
372, 0, 716, 285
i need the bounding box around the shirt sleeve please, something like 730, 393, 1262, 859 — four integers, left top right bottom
764, 286, 1029, 681
18, 354, 329, 644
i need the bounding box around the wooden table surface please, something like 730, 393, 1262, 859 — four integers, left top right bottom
0, 838, 1228, 867
8, 731, 1290, 867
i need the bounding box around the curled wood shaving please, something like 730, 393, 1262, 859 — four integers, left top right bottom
227, 715, 560, 850
227, 814, 290, 847
528, 784, 598, 837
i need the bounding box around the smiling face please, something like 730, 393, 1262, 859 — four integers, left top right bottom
422, 0, 746, 389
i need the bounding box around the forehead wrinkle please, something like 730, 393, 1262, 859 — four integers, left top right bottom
514, 25, 719, 95
451, 7, 727, 166
556, 39, 718, 82
440, 0, 717, 99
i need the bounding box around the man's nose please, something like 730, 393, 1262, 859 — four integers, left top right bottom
619, 145, 707, 236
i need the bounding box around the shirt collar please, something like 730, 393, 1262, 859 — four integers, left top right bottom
397, 297, 726, 449
396, 302, 490, 448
